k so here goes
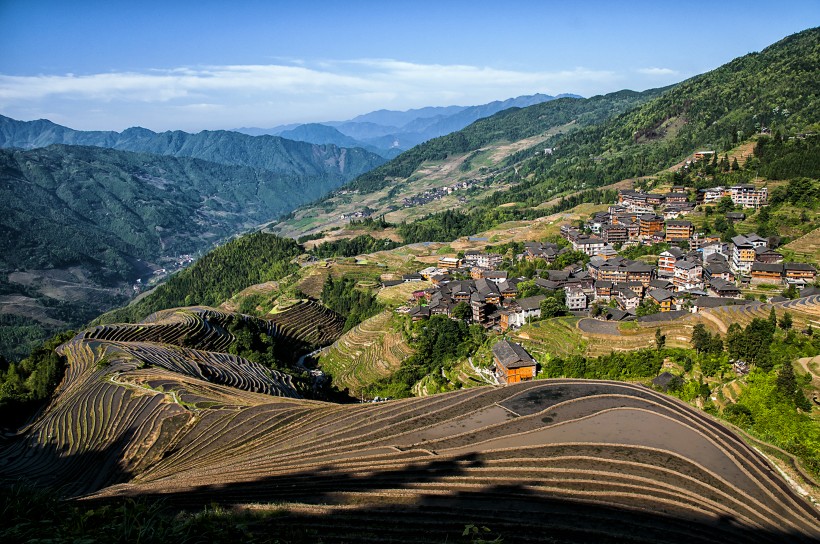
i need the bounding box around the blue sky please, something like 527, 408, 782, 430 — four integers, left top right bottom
1, 0, 817, 132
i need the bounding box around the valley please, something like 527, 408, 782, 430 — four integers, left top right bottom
2, 24, 820, 544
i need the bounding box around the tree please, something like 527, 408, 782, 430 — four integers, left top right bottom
540, 297, 567, 318
717, 196, 734, 214
779, 311, 793, 330
636, 299, 660, 317
691, 324, 713, 353
452, 301, 472, 322
768, 307, 778, 332
655, 328, 666, 350
725, 323, 745, 360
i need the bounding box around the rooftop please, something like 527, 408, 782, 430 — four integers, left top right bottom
492, 340, 537, 369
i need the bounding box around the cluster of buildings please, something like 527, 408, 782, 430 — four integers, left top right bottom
401, 179, 482, 208
393, 185, 815, 329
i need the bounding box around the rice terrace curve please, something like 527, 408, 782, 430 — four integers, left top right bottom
1, 306, 819, 543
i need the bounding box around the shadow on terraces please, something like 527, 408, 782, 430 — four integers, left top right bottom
25, 445, 813, 544
0, 428, 136, 499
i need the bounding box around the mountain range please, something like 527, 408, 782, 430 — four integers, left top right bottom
275, 27, 820, 240
236, 93, 580, 157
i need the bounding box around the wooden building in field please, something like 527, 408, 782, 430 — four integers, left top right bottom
492, 340, 537, 384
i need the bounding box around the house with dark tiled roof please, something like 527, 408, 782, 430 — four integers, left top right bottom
492, 340, 537, 384
784, 263, 817, 284
751, 262, 784, 284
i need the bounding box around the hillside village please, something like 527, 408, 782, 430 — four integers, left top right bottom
394, 179, 817, 348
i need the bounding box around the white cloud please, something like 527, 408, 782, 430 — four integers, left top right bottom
0, 60, 623, 131
636, 67, 680, 76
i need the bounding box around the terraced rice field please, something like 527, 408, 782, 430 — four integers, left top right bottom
319, 310, 413, 395
784, 226, 820, 263
511, 317, 586, 359
3, 354, 818, 543
267, 300, 345, 349
376, 280, 433, 307
701, 295, 820, 332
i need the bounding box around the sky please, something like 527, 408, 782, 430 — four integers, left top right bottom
1, 0, 818, 132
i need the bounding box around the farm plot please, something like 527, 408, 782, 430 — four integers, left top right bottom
319, 310, 413, 395
14, 374, 814, 544
267, 300, 345, 349
6, 300, 820, 543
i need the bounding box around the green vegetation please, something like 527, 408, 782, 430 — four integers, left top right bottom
539, 348, 665, 380
310, 234, 401, 258
396, 189, 617, 243
99, 233, 302, 324
0, 330, 75, 406
321, 275, 382, 331
346, 88, 664, 194
367, 315, 485, 398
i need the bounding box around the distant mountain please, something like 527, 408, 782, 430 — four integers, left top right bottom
233, 94, 578, 156
0, 116, 385, 181
343, 104, 469, 127
0, 143, 369, 361
277, 123, 401, 159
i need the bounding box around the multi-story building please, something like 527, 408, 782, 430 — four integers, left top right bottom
625, 262, 655, 287
665, 220, 694, 243
731, 234, 767, 275
697, 186, 725, 204
565, 286, 587, 311
664, 192, 689, 203
463, 251, 502, 269
751, 262, 783, 285
438, 257, 462, 269
638, 214, 664, 237
729, 184, 768, 208
673, 260, 703, 291
499, 295, 545, 331
601, 224, 628, 245
572, 235, 606, 256
784, 263, 818, 284
658, 248, 685, 277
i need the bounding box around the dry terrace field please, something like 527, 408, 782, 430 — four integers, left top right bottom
2, 305, 820, 543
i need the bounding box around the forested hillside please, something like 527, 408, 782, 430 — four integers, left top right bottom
387, 27, 820, 240
342, 88, 666, 194
96, 232, 303, 325
0, 144, 353, 361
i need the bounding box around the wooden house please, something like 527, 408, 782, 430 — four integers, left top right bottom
492, 340, 537, 384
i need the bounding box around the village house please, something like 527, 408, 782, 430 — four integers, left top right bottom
697, 186, 724, 204
750, 262, 783, 284
728, 184, 768, 208
673, 260, 703, 291
492, 340, 537, 384
499, 295, 545, 331
438, 256, 462, 269
708, 278, 742, 298
665, 220, 694, 243
648, 288, 675, 312
731, 234, 768, 276
638, 214, 664, 237
625, 262, 655, 286
565, 286, 587, 311
658, 248, 685, 277
572, 234, 606, 256
602, 223, 628, 245
664, 192, 689, 204
614, 286, 641, 311
463, 251, 503, 269
784, 263, 818, 284
754, 247, 784, 264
